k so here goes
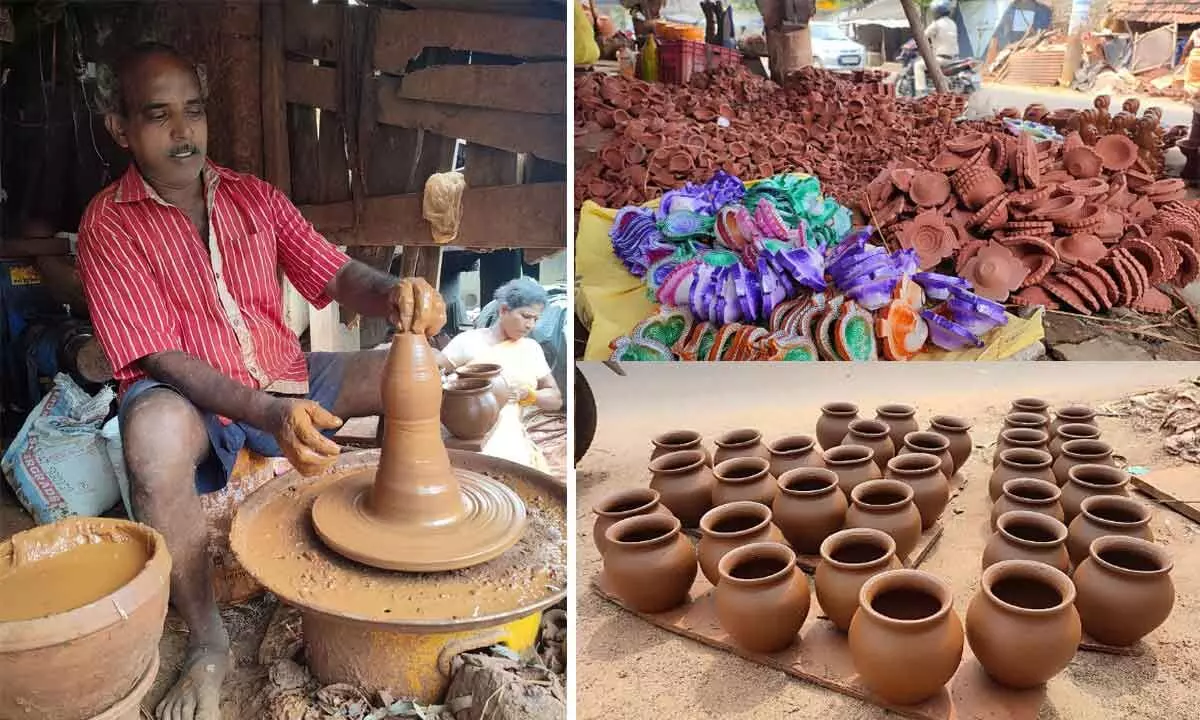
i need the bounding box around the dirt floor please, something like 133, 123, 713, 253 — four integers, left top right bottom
575, 361, 1200, 720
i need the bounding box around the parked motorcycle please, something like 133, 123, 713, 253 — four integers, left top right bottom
894, 39, 980, 99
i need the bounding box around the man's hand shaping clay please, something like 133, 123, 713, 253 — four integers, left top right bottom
266, 398, 343, 476
389, 277, 447, 336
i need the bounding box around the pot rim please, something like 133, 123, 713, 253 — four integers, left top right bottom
1000, 427, 1050, 446
821, 401, 859, 417
648, 448, 707, 475
930, 414, 972, 432
996, 510, 1068, 547
717, 541, 797, 587
1001, 478, 1061, 505
903, 430, 950, 452
768, 434, 816, 456
714, 456, 771, 483
1079, 495, 1151, 528
999, 447, 1053, 470
593, 487, 662, 519
980, 559, 1076, 616
459, 362, 502, 376
1005, 411, 1049, 429
1011, 397, 1050, 412
850, 479, 914, 511
886, 452, 942, 476
714, 428, 763, 449
1060, 438, 1113, 459
1054, 422, 1101, 441
823, 444, 875, 466
1066, 463, 1129, 490
652, 429, 703, 449
1055, 404, 1096, 421
1087, 535, 1173, 577
778, 467, 839, 496
857, 569, 954, 628
443, 377, 492, 394
819, 527, 897, 570
848, 418, 890, 440
699, 501, 773, 538
606, 513, 683, 550
876, 403, 916, 418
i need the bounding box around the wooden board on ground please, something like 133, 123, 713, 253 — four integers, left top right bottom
1130, 465, 1200, 526
592, 572, 1044, 720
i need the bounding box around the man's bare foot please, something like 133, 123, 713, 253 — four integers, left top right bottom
155, 644, 231, 720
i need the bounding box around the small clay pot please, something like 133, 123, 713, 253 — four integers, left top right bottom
1010, 397, 1051, 420
884, 453, 949, 531
1061, 464, 1131, 524
846, 479, 922, 561
713, 428, 771, 466
900, 431, 954, 481
772, 468, 848, 554
815, 528, 902, 632
1073, 536, 1174, 646
983, 511, 1070, 574
992, 428, 1050, 468
767, 434, 822, 478
989, 448, 1055, 501
698, 501, 786, 585
823, 444, 882, 498
1050, 405, 1098, 435
715, 542, 811, 653
1067, 495, 1154, 567
603, 514, 697, 614
848, 569, 964, 705
1052, 439, 1115, 487
817, 402, 860, 451
1049, 423, 1101, 459
875, 404, 919, 450
455, 363, 509, 410
592, 488, 673, 557
842, 419, 895, 471
1001, 411, 1049, 437
440, 378, 501, 441
712, 457, 778, 508
965, 560, 1081, 689
648, 449, 714, 528
991, 479, 1063, 531
929, 415, 972, 473
651, 429, 711, 466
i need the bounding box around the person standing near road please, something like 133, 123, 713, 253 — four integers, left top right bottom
915, 0, 959, 93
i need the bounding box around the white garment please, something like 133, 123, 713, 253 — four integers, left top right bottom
926, 16, 958, 59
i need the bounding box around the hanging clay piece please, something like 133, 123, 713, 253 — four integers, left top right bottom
823, 444, 882, 498
815, 528, 902, 632
1052, 439, 1116, 488
651, 429, 711, 466
604, 514, 697, 613
715, 542, 811, 653
712, 457, 779, 508
965, 560, 1080, 689
697, 501, 786, 585
989, 448, 1056, 501
845, 479, 922, 561
1066, 495, 1153, 567
713, 428, 771, 466
1050, 404, 1098, 435
767, 435, 823, 478
816, 402, 860, 451
648, 449, 715, 528
900, 431, 955, 482
982, 510, 1070, 573
1061, 464, 1130, 523
773, 467, 848, 554
1073, 536, 1174, 646
848, 569, 964, 705
593, 488, 673, 557
929, 416, 972, 473
992, 478, 1063, 531
993, 427, 1050, 468
884, 453, 949, 530
841, 419, 896, 471
875, 404, 919, 450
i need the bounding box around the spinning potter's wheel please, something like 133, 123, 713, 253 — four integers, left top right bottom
311, 284, 527, 572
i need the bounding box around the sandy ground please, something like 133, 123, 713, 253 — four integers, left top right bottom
575, 361, 1200, 720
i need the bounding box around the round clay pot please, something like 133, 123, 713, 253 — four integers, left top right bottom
875, 404, 919, 450
592, 487, 673, 557
965, 560, 1080, 689
1002, 411, 1049, 437
992, 428, 1051, 468
440, 378, 501, 441
455, 363, 509, 410
848, 569, 964, 705
1010, 397, 1051, 420
815, 528, 902, 632
982, 511, 1070, 573
1052, 439, 1115, 488
651, 429, 711, 466
767, 434, 822, 478
1049, 423, 1101, 459
713, 428, 771, 466
1061, 464, 1130, 524
1073, 536, 1174, 646
846, 479, 923, 561
885, 453, 949, 530
712, 457, 778, 508
1067, 495, 1153, 567
823, 444, 882, 498
842, 419, 896, 471
929, 415, 972, 473
989, 448, 1055, 502
648, 449, 715, 528
900, 431, 954, 481
603, 514, 697, 613
1050, 405, 1098, 435
715, 542, 811, 653
817, 402, 860, 450
773, 468, 848, 554
697, 501, 786, 585
991, 479, 1063, 531
0, 518, 171, 720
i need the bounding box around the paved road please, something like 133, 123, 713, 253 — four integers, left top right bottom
968, 80, 1194, 129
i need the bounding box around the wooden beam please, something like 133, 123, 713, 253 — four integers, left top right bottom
398, 62, 565, 115
374, 8, 565, 71
283, 0, 342, 61
262, 0, 291, 194
301, 183, 566, 249
285, 61, 338, 110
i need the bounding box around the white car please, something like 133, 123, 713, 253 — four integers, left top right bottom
810, 22, 866, 70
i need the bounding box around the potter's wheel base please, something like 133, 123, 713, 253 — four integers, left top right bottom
311, 467, 527, 572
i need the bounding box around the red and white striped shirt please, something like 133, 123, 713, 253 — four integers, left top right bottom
78, 161, 351, 396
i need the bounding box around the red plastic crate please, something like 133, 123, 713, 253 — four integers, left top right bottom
657, 39, 741, 84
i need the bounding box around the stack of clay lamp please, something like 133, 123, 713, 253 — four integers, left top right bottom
592, 399, 1176, 705
859, 97, 1196, 315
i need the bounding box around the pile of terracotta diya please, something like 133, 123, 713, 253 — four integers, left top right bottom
859, 97, 1197, 315
591, 399, 1175, 706
606, 171, 1008, 362
576, 65, 967, 210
